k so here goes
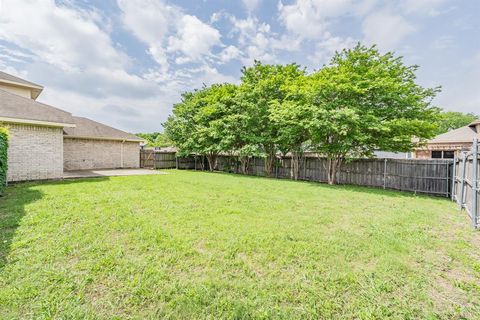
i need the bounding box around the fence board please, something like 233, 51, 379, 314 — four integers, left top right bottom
142, 150, 456, 198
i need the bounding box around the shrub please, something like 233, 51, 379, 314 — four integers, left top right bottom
0, 127, 9, 194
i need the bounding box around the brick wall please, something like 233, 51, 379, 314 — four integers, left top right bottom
63, 138, 140, 171
7, 124, 64, 182
414, 142, 473, 159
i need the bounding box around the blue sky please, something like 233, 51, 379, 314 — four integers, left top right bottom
0, 0, 478, 132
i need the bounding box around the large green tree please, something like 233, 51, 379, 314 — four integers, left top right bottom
164, 83, 238, 171
269, 83, 311, 180
237, 61, 305, 176
304, 44, 439, 184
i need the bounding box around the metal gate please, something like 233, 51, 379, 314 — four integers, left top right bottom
452, 139, 479, 229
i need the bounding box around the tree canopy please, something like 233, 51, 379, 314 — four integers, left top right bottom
136, 132, 172, 148
434, 111, 478, 135
164, 44, 442, 183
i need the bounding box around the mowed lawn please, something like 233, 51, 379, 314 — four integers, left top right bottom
1, 171, 479, 319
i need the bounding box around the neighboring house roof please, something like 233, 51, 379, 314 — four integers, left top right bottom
64, 116, 143, 142
0, 88, 75, 127
468, 119, 480, 127
0, 71, 43, 99
429, 123, 479, 144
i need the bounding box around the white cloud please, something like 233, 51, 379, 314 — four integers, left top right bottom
117, 0, 180, 72
309, 34, 357, 65
0, 0, 151, 100
278, 0, 356, 39
0, 0, 128, 71
0, 0, 234, 132
219, 45, 242, 63
242, 0, 262, 12
118, 0, 222, 69
400, 0, 450, 16
167, 15, 221, 61
432, 35, 454, 50
227, 15, 287, 65
362, 12, 415, 50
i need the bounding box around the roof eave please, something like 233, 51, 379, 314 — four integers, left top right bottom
0, 116, 75, 128
0, 79, 44, 99
0, 78, 44, 90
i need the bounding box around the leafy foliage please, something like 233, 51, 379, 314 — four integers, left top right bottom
237, 61, 306, 176
135, 132, 172, 147
165, 44, 441, 183
0, 127, 8, 194
302, 44, 439, 183
434, 111, 478, 135
164, 83, 238, 170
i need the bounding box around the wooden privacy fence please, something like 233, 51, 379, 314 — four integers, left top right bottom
140, 150, 205, 169
141, 150, 453, 197
452, 139, 479, 229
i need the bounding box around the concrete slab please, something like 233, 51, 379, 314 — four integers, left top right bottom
63, 168, 166, 179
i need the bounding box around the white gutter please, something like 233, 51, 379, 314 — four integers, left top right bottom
121, 139, 125, 168
63, 135, 143, 142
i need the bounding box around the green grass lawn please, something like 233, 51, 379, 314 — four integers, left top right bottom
1, 170, 479, 319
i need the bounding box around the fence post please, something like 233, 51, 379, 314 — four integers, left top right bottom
472, 139, 478, 228
460, 151, 467, 210
446, 161, 450, 198
303, 156, 307, 180
451, 155, 456, 201
383, 158, 387, 189
175, 156, 179, 170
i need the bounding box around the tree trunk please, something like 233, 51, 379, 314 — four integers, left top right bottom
290, 151, 303, 180
264, 151, 275, 177
206, 153, 218, 171
327, 155, 342, 185
239, 156, 250, 175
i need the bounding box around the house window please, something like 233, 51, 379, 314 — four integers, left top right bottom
443, 151, 455, 159
431, 150, 455, 159
432, 151, 442, 158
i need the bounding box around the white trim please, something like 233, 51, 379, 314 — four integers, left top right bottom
64, 135, 143, 142
0, 116, 76, 127
0, 78, 43, 90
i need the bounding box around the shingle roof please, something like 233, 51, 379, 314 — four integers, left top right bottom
468, 119, 480, 127
429, 122, 479, 143
63, 116, 143, 141
0, 88, 74, 126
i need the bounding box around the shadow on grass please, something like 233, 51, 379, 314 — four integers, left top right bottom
0, 177, 110, 271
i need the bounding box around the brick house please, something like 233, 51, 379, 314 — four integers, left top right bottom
414, 120, 480, 159
0, 71, 144, 182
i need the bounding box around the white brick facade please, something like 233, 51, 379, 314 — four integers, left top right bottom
63, 138, 140, 171
7, 124, 64, 182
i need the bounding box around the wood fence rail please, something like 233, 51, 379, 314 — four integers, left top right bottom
140, 150, 453, 198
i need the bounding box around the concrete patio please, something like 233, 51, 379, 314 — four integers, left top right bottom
63, 168, 165, 179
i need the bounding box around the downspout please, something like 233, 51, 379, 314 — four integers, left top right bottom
121, 140, 125, 168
